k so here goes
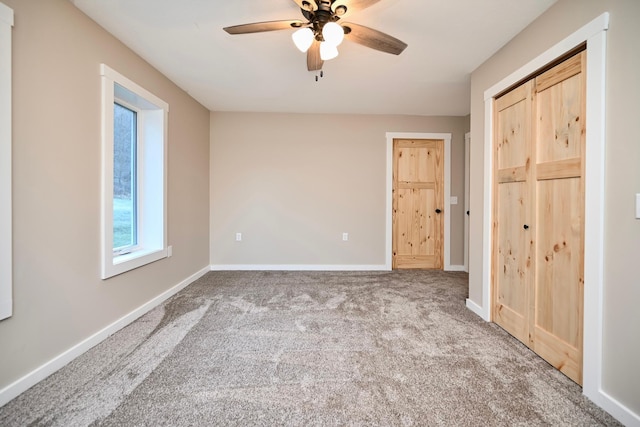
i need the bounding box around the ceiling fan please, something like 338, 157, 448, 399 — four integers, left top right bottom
223, 0, 408, 73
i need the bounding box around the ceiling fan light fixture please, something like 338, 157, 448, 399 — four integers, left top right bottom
322, 22, 344, 46
319, 41, 339, 60
292, 27, 314, 52
224, 0, 408, 72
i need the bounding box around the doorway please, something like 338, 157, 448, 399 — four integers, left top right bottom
385, 132, 452, 270
392, 138, 444, 269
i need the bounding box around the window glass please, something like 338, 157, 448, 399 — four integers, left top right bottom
113, 102, 137, 250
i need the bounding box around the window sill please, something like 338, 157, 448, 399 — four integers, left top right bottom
102, 246, 167, 279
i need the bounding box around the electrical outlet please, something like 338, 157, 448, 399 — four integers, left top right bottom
235, 232, 242, 242
342, 232, 349, 241
450, 196, 458, 205
167, 245, 173, 257
636, 194, 640, 219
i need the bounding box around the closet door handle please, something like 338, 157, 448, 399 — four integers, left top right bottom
523, 224, 529, 230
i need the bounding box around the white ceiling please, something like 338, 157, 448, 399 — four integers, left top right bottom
71, 0, 556, 116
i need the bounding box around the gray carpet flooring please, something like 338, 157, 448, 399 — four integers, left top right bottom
0, 270, 620, 426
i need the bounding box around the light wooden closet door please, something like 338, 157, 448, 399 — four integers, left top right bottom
532, 52, 585, 384
392, 139, 443, 269
492, 81, 534, 344
492, 51, 585, 385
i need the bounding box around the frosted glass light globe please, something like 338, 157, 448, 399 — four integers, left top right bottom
320, 41, 339, 60
322, 22, 344, 46
292, 27, 314, 52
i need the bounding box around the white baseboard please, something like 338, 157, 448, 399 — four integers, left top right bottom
210, 264, 390, 271
0, 299, 11, 321
466, 298, 490, 321
211, 264, 469, 273
464, 300, 639, 426
0, 265, 210, 407
587, 388, 640, 427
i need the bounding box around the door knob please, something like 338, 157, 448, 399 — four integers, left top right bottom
523, 224, 529, 230
435, 209, 442, 214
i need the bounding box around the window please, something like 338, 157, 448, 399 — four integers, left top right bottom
0, 2, 13, 320
100, 64, 169, 279
113, 102, 138, 253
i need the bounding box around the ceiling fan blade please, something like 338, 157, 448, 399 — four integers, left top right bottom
307, 40, 324, 71
291, 0, 318, 12
342, 22, 407, 55
223, 20, 304, 35
331, 0, 381, 16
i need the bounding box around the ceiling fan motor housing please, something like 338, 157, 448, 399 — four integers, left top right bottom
302, 1, 343, 41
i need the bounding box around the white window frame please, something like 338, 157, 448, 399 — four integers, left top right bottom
0, 2, 13, 320
100, 64, 169, 279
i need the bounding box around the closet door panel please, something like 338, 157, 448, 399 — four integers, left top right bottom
494, 181, 531, 343
537, 70, 583, 164
535, 177, 582, 346
531, 51, 585, 385
496, 83, 530, 170
492, 80, 533, 344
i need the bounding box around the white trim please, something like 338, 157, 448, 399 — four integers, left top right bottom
443, 135, 452, 270
465, 298, 485, 319
0, 266, 210, 407
211, 264, 389, 271
477, 12, 635, 425
385, 132, 452, 270
385, 133, 394, 269
483, 13, 610, 100
590, 389, 640, 427
0, 2, 12, 26
100, 64, 169, 279
581, 24, 607, 400
0, 2, 12, 321
447, 265, 466, 272
100, 64, 168, 111
464, 132, 470, 273
478, 99, 493, 322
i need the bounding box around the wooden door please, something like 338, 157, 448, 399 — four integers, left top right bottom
392, 139, 443, 269
531, 52, 585, 384
492, 81, 534, 344
492, 51, 585, 385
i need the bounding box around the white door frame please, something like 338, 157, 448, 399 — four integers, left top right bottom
385, 132, 452, 270
472, 12, 620, 424
0, 3, 13, 321
464, 132, 470, 273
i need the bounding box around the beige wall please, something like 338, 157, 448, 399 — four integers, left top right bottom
210, 112, 469, 267
469, 0, 640, 417
0, 0, 210, 390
